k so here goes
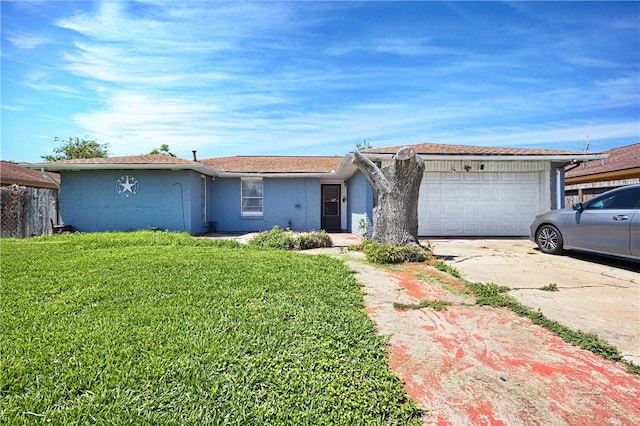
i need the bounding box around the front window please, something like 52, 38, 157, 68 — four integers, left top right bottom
241, 178, 263, 217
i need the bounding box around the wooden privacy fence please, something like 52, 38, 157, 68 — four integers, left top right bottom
1, 184, 58, 238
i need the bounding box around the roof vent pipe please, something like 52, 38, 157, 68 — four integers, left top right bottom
192, 150, 197, 162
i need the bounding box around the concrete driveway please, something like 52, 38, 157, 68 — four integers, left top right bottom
428, 238, 640, 366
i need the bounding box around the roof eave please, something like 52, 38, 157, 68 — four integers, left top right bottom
1, 178, 59, 189
21, 162, 221, 177
566, 167, 640, 184
333, 155, 358, 179
360, 153, 609, 163
216, 171, 338, 178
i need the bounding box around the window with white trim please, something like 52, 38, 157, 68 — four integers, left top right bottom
241, 178, 263, 217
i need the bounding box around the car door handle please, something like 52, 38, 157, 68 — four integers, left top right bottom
612, 215, 629, 221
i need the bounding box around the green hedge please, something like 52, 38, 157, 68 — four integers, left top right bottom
248, 226, 333, 250
351, 240, 431, 264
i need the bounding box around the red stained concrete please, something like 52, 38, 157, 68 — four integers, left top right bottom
353, 262, 640, 426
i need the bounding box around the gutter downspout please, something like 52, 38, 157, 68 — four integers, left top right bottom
40, 167, 60, 189
556, 167, 563, 209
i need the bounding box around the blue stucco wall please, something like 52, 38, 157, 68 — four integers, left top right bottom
347, 171, 373, 237
59, 169, 203, 233
209, 177, 322, 232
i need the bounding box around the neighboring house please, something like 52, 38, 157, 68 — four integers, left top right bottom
1, 160, 60, 237
564, 143, 640, 206
22, 143, 604, 237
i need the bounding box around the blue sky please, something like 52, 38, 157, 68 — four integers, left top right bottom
2, 1, 638, 162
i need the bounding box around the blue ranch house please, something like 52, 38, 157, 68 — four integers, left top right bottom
23, 143, 605, 237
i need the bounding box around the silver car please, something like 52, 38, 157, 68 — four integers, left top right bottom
530, 184, 640, 261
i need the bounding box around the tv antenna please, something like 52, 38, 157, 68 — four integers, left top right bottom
577, 135, 599, 152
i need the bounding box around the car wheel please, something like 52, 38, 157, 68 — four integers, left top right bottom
536, 225, 563, 254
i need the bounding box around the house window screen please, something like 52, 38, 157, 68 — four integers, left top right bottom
323, 186, 340, 216
241, 178, 263, 216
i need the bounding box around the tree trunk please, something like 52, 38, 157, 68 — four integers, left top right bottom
352, 147, 425, 246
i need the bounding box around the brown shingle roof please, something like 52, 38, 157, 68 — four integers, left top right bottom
23, 154, 344, 176
23, 154, 220, 177
1, 161, 60, 189
201, 156, 343, 173
363, 142, 586, 156
565, 143, 640, 178
36, 154, 198, 165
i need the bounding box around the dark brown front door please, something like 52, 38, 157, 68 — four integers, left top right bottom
321, 184, 341, 231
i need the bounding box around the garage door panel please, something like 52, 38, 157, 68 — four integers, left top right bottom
466, 204, 481, 216
501, 205, 519, 216
517, 188, 538, 199
441, 221, 462, 234
482, 188, 500, 199
419, 171, 541, 236
517, 173, 539, 182
442, 173, 463, 182
501, 186, 522, 199
442, 204, 460, 215
463, 187, 479, 198
481, 173, 500, 181
464, 221, 483, 233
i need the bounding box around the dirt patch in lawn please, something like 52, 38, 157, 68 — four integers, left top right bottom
343, 256, 640, 426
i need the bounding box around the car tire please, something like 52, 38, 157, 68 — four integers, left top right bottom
536, 224, 563, 254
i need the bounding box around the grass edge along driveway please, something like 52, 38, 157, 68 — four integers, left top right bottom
1, 232, 421, 425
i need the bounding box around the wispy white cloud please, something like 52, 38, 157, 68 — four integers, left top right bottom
327, 36, 456, 57
56, 1, 159, 42
563, 55, 621, 69
1, 104, 24, 112
7, 34, 51, 49
24, 71, 78, 95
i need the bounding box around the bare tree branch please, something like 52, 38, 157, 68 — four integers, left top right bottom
352, 150, 390, 194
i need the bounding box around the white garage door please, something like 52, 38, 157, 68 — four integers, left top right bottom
418, 172, 541, 236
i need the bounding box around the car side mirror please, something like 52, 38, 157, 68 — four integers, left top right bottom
572, 203, 584, 212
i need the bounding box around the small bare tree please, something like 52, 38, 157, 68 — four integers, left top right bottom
352, 146, 424, 246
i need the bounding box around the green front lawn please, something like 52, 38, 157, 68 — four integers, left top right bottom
1, 232, 420, 425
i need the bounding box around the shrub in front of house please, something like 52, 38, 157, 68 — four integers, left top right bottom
363, 242, 403, 264
353, 240, 430, 264
248, 226, 332, 250
293, 230, 332, 250
248, 226, 295, 249
397, 244, 430, 263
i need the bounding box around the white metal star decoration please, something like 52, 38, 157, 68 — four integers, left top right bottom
116, 176, 139, 197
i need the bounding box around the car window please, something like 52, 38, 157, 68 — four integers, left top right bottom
587, 188, 640, 210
